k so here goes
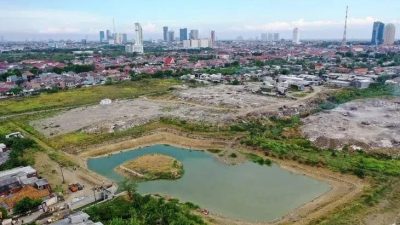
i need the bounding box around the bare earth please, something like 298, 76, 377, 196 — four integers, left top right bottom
80, 131, 367, 225
302, 98, 400, 155
175, 84, 294, 109
31, 84, 305, 137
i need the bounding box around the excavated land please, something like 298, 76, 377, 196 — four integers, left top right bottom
175, 84, 294, 109
32, 84, 313, 137
31, 98, 236, 136
302, 97, 400, 156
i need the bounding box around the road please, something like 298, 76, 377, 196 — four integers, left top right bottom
8, 122, 118, 224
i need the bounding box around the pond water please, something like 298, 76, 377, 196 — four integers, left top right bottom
87, 145, 330, 222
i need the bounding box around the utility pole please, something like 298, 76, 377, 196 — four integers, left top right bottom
92, 186, 97, 201
59, 164, 65, 184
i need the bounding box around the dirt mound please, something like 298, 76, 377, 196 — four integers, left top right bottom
302, 98, 400, 156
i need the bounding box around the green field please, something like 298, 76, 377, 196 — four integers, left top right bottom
0, 79, 180, 116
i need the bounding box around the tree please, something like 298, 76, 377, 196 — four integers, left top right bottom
52, 67, 64, 74
14, 197, 42, 215
0, 207, 8, 219
9, 87, 23, 95
104, 77, 113, 85
281, 69, 290, 75
231, 79, 240, 85
29, 67, 41, 75
121, 179, 138, 199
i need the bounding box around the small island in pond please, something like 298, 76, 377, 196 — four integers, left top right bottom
116, 154, 184, 180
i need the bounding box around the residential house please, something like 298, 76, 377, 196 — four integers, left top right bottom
51, 211, 103, 225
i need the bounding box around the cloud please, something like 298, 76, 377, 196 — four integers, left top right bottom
0, 7, 108, 34
142, 23, 158, 33
235, 17, 381, 32
38, 28, 81, 34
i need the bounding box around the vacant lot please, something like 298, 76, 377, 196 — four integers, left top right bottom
32, 83, 298, 137
175, 83, 294, 110
0, 79, 180, 116
302, 98, 400, 154
31, 98, 235, 137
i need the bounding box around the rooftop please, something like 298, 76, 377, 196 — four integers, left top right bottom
0, 166, 36, 179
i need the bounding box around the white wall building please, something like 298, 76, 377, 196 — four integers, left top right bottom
383, 23, 396, 45
133, 22, 144, 53
183, 39, 211, 49
200, 39, 211, 48
114, 33, 123, 45
292, 28, 300, 44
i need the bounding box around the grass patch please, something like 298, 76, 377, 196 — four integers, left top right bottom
309, 177, 400, 225
229, 153, 237, 158
206, 149, 222, 154
243, 152, 272, 166
0, 79, 180, 116
117, 154, 184, 180
319, 83, 400, 110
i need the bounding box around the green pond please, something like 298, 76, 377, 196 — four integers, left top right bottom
87, 145, 330, 222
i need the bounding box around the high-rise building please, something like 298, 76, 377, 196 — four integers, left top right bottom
163, 26, 168, 42
99, 31, 105, 43
133, 22, 144, 53
106, 29, 112, 41
292, 28, 300, 44
267, 33, 274, 42
114, 33, 123, 44
273, 33, 280, 42
122, 33, 128, 44
210, 30, 216, 47
180, 28, 188, 41
371, 21, 385, 45
261, 33, 268, 41
383, 23, 396, 45
189, 30, 199, 40
167, 31, 175, 42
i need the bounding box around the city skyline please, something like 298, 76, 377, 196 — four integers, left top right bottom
0, 0, 400, 41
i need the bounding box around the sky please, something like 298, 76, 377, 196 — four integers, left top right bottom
0, 0, 399, 41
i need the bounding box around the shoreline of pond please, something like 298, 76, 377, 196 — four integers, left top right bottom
79, 131, 368, 225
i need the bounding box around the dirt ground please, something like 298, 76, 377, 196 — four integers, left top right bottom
31, 98, 235, 137
302, 98, 400, 155
175, 84, 294, 109
33, 151, 108, 205
31, 83, 313, 137
363, 180, 400, 225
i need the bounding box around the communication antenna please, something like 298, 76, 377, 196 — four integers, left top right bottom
341, 6, 348, 46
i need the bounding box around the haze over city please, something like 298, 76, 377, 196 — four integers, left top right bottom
1, 0, 399, 41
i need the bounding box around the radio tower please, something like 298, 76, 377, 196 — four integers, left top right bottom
341, 6, 348, 46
